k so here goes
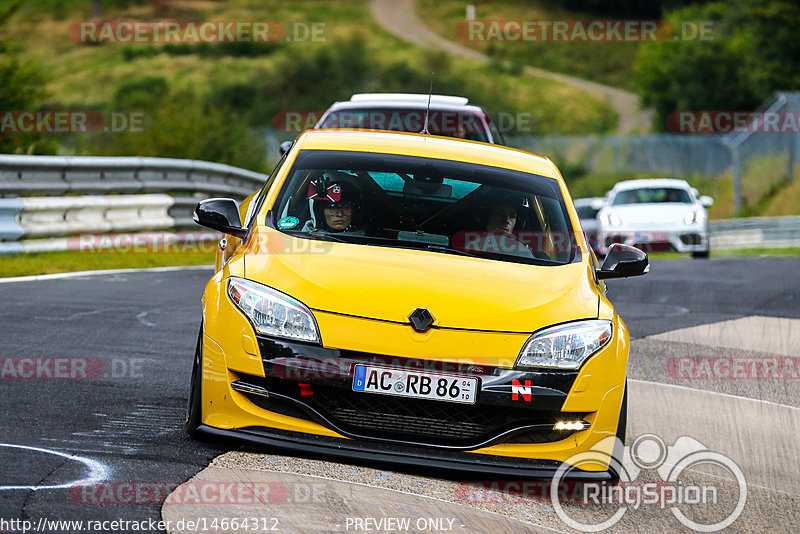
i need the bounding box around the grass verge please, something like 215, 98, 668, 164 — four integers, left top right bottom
645, 247, 800, 260
0, 249, 214, 278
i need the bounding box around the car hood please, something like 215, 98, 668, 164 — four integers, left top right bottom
243, 229, 599, 333
604, 203, 695, 224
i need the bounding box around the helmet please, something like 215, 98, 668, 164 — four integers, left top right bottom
307, 174, 362, 232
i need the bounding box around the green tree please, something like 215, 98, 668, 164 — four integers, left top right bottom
635, 0, 800, 131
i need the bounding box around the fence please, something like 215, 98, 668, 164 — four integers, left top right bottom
507, 91, 800, 216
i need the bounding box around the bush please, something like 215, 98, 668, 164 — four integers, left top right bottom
87, 89, 267, 172
112, 76, 169, 110
0, 0, 55, 154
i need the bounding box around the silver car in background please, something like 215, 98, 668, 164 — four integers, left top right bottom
573, 197, 605, 256
315, 93, 505, 144
597, 179, 714, 258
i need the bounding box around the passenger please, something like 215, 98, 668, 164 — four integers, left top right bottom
464, 188, 536, 258
303, 177, 363, 233
485, 202, 519, 234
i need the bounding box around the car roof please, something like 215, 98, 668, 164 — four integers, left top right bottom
292, 129, 557, 179
610, 178, 691, 191
325, 93, 484, 113
350, 93, 469, 106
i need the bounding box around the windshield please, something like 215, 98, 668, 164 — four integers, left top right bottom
272, 150, 578, 265
611, 187, 693, 205
576, 205, 601, 219
318, 108, 490, 143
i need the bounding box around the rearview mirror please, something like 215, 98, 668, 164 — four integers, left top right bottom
700, 195, 714, 207
193, 198, 247, 238
597, 243, 649, 280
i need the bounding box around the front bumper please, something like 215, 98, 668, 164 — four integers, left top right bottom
233, 336, 585, 451
199, 333, 627, 477
597, 226, 708, 254
196, 424, 614, 480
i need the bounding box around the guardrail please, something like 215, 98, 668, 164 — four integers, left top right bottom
0, 155, 267, 198
710, 215, 800, 250
0, 155, 269, 255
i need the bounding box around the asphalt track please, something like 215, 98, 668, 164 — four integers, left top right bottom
0, 257, 798, 532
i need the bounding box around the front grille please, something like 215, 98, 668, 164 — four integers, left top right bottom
235, 373, 583, 449
317, 388, 494, 440
300, 384, 582, 447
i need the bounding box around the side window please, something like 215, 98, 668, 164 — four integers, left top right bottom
245, 152, 289, 229
485, 110, 506, 145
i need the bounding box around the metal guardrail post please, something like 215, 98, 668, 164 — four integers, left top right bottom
0, 198, 25, 241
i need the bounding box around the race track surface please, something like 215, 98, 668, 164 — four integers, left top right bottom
0, 257, 798, 532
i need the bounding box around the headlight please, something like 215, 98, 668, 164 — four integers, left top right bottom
516, 320, 612, 370
227, 277, 320, 343
684, 210, 705, 225
600, 212, 621, 227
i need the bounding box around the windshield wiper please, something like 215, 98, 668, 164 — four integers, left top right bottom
426, 245, 481, 258
282, 230, 350, 243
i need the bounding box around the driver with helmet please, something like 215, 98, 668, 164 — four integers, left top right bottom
302, 173, 364, 234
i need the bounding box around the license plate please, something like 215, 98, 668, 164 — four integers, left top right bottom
352, 364, 478, 404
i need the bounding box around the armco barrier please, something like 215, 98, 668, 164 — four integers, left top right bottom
0, 155, 267, 198
710, 216, 800, 250
0, 154, 269, 255
14, 195, 174, 238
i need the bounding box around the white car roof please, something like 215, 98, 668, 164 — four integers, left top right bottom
349, 93, 470, 106
324, 94, 481, 113
610, 178, 691, 192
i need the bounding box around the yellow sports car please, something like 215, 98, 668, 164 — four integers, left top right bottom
187, 129, 648, 479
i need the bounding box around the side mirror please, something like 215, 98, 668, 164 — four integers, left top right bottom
193, 198, 247, 238
700, 195, 714, 207
279, 140, 294, 156
597, 243, 649, 280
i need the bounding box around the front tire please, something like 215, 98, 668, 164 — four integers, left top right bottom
185, 325, 203, 438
